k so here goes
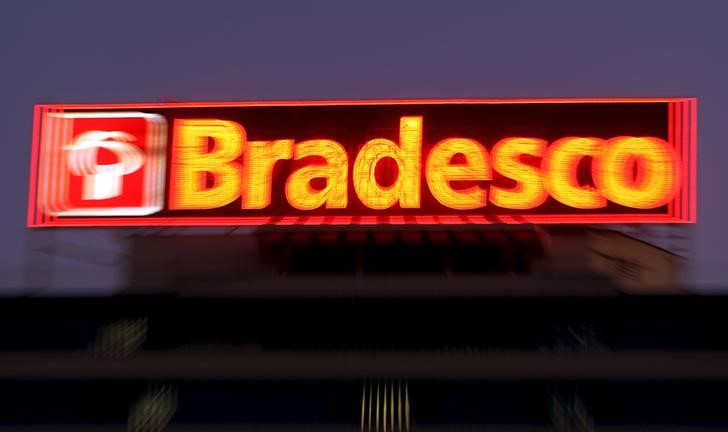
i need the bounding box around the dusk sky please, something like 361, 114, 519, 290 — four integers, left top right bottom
1, 0, 726, 293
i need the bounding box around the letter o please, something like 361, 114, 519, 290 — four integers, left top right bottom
593, 136, 679, 209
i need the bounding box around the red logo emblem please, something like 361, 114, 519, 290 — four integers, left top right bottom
39, 112, 167, 216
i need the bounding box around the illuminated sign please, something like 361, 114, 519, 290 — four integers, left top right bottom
28, 98, 696, 227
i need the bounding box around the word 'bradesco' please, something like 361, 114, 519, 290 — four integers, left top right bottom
169, 117, 679, 212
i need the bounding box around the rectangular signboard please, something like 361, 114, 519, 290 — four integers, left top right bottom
28, 98, 696, 227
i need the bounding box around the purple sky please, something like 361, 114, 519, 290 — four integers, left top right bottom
1, 0, 726, 293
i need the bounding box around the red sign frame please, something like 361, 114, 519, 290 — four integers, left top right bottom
28, 98, 697, 227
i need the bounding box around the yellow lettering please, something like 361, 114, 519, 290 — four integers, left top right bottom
241, 139, 293, 209
426, 138, 490, 209
169, 119, 244, 210
285, 139, 348, 210
352, 116, 422, 209
543, 137, 606, 209
490, 137, 547, 209
594, 136, 679, 209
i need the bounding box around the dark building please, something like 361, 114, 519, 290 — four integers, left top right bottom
5, 224, 721, 432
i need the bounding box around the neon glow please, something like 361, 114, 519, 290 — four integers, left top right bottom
594, 136, 679, 209
490, 137, 548, 210
242, 139, 293, 209
36, 112, 167, 217
28, 98, 697, 227
169, 119, 244, 210
285, 139, 348, 210
543, 137, 607, 209
426, 138, 490, 210
352, 116, 422, 210
66, 130, 144, 200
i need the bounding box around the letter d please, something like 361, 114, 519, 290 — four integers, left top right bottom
353, 116, 422, 209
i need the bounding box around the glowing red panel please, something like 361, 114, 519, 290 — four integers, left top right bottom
28, 98, 697, 227
36, 111, 166, 218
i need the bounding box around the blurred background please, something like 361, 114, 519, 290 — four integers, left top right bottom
2, 0, 728, 430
